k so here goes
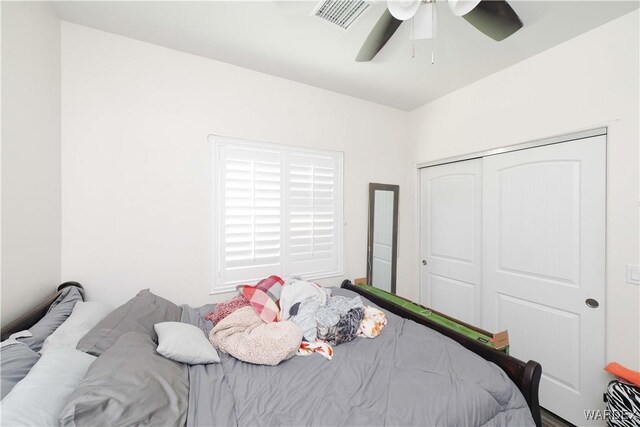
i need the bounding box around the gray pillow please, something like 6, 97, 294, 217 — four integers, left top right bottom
76, 289, 182, 357
0, 343, 41, 399
19, 286, 84, 352
59, 332, 188, 426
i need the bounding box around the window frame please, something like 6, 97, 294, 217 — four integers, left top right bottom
210, 134, 344, 294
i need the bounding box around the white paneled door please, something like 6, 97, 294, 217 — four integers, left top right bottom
420, 135, 606, 425
482, 136, 606, 426
420, 159, 482, 325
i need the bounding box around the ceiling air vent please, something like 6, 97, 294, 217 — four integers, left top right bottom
312, 0, 371, 30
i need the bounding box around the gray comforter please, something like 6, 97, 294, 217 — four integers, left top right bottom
182, 287, 535, 427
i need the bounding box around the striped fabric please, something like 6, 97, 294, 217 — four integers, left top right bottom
237, 275, 284, 323
605, 380, 640, 427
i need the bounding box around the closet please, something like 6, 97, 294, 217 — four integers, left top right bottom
419, 130, 606, 426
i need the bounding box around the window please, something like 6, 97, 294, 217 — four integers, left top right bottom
211, 135, 344, 293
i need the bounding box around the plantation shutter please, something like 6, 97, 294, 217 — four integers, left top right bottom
217, 144, 283, 290
286, 152, 342, 277
213, 136, 343, 293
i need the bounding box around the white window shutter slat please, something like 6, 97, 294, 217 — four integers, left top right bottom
286, 153, 342, 277
217, 144, 283, 289
212, 136, 343, 293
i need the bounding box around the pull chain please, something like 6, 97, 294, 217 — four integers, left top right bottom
410, 0, 436, 63
412, 17, 416, 59
431, 0, 436, 64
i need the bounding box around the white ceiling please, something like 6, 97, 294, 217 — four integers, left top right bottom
51, 1, 639, 111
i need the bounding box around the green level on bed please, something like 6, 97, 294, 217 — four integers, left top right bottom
356, 284, 510, 354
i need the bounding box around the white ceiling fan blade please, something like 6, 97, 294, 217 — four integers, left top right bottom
447, 0, 481, 17
413, 2, 437, 40
388, 0, 421, 21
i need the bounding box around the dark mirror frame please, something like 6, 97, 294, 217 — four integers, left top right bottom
367, 183, 399, 294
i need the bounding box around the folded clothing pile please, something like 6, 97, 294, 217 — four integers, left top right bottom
289, 284, 387, 351
207, 275, 303, 366
314, 296, 365, 345
358, 305, 388, 338
205, 275, 388, 365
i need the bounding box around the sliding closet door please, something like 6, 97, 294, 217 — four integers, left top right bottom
482, 136, 606, 426
420, 159, 482, 325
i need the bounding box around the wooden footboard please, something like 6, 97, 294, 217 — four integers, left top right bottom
342, 280, 542, 427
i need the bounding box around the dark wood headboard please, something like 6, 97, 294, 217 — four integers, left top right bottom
341, 280, 542, 427
0, 281, 84, 341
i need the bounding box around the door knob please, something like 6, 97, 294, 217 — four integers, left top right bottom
585, 298, 599, 308
422, 260, 427, 266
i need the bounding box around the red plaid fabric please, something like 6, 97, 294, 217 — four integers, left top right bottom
237, 275, 284, 323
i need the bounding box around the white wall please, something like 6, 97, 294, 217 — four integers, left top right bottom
53, 9, 640, 371
1, 2, 61, 325
409, 10, 640, 369
60, 22, 414, 308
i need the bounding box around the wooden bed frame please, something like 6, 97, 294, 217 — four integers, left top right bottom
1, 280, 541, 427
342, 280, 542, 427
0, 281, 83, 342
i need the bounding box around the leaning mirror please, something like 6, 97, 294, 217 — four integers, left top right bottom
367, 183, 399, 293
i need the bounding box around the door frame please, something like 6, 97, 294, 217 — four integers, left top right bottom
417, 127, 606, 169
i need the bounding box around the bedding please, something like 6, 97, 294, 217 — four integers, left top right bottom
0, 342, 40, 399
59, 331, 189, 426
0, 346, 95, 426
181, 304, 240, 426
76, 289, 182, 356
14, 285, 534, 427
18, 286, 84, 352
155, 321, 220, 365
41, 301, 114, 353
181, 287, 536, 427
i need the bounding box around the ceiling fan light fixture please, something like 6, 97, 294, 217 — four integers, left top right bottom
413, 2, 437, 39
388, 0, 421, 21
447, 0, 481, 17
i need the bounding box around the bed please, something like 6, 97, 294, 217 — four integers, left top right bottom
0, 280, 542, 427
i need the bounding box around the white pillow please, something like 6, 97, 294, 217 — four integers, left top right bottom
0, 346, 95, 426
154, 322, 220, 365
41, 301, 114, 353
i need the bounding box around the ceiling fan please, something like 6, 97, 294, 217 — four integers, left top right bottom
356, 0, 523, 62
